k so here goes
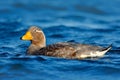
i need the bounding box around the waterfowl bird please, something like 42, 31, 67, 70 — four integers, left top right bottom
21, 26, 111, 59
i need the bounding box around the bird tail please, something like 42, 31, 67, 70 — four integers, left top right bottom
101, 44, 112, 53
96, 44, 112, 57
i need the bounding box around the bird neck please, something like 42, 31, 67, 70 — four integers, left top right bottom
27, 39, 46, 55
31, 39, 46, 47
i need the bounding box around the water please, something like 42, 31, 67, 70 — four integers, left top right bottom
0, 0, 120, 80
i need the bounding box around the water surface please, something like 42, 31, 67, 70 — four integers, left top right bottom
0, 0, 120, 80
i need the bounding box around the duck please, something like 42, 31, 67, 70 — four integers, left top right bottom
20, 26, 112, 59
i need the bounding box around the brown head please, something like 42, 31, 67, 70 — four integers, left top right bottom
21, 26, 46, 54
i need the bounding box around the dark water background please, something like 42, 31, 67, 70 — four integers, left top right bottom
0, 0, 120, 80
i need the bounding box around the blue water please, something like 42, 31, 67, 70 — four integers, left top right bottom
0, 0, 120, 80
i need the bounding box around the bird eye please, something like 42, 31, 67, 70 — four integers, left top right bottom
34, 29, 42, 33
32, 29, 36, 32
34, 29, 37, 32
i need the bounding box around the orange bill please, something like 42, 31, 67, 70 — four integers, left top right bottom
21, 31, 33, 40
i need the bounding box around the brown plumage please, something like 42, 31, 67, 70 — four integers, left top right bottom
21, 26, 112, 59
